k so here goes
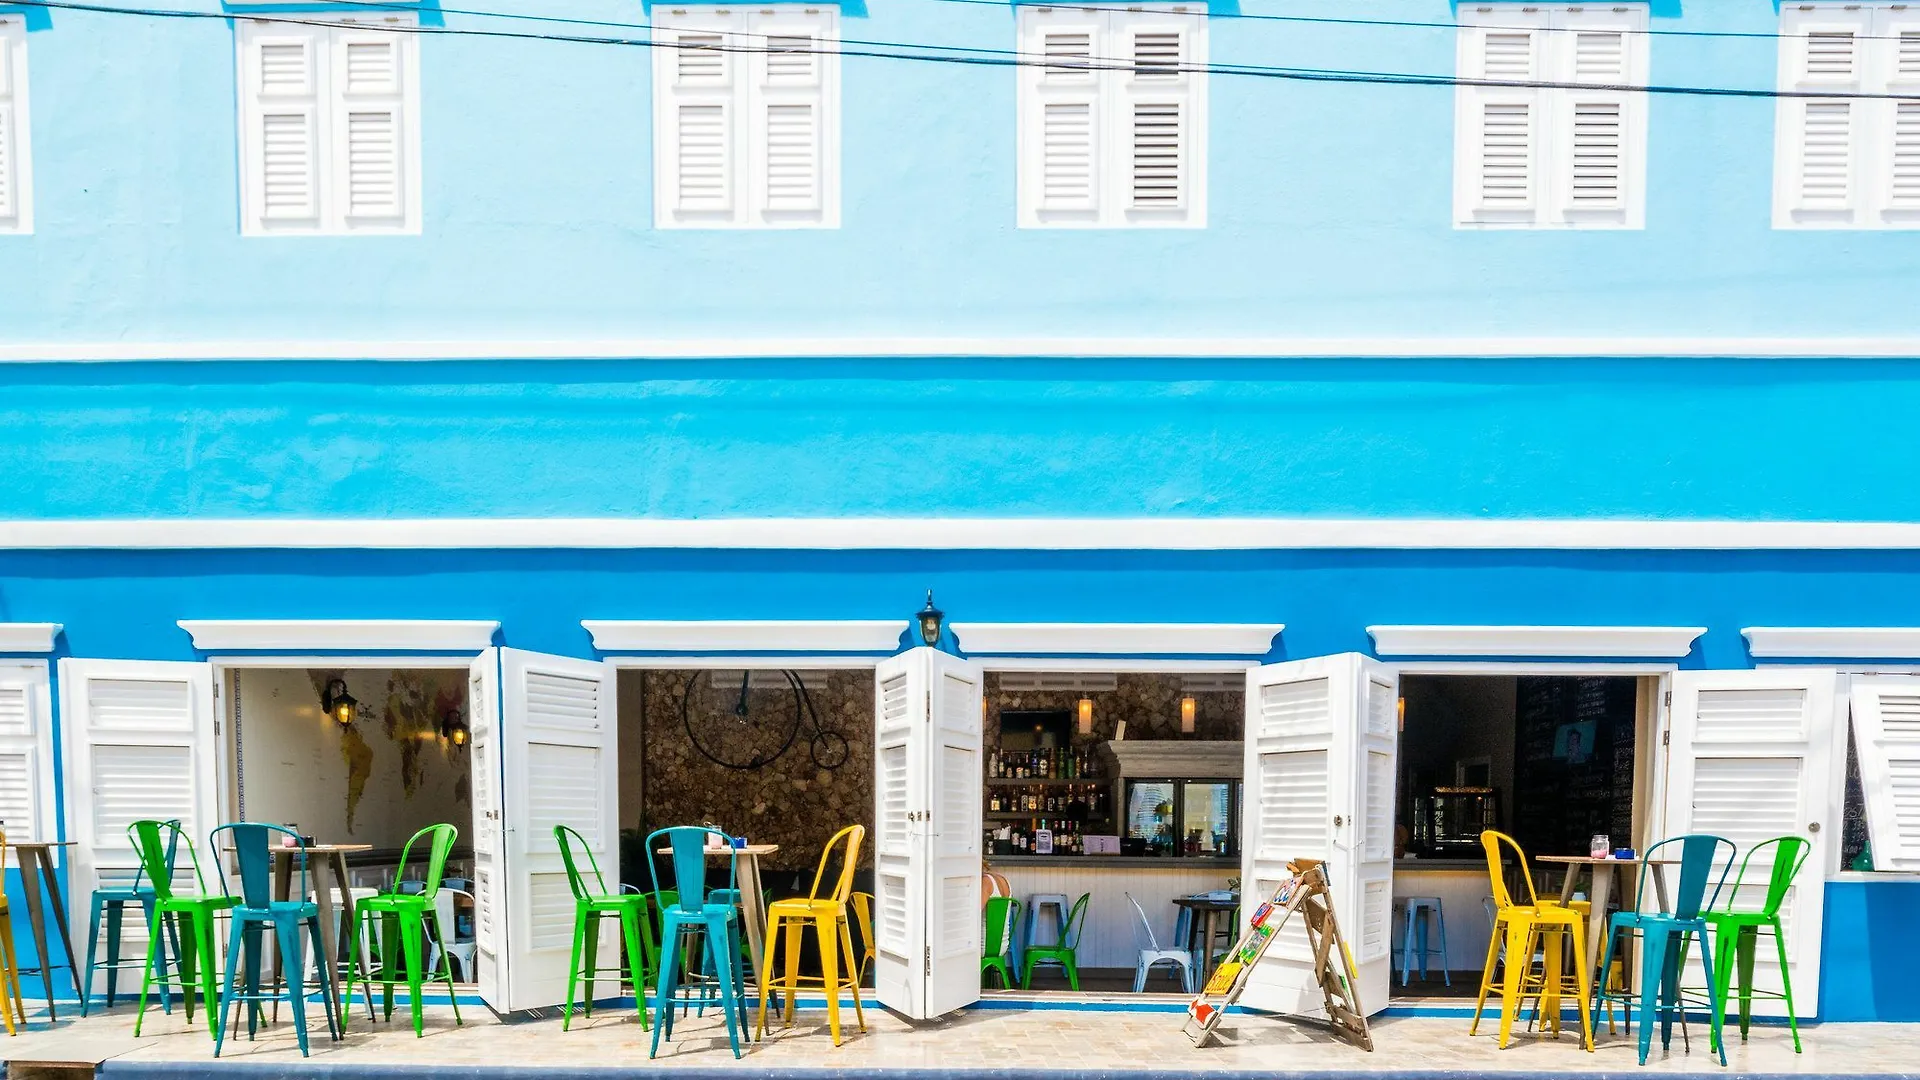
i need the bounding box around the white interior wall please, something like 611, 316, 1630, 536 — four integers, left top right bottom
232, 667, 471, 853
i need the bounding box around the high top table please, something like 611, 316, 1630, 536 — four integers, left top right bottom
265, 842, 373, 1020
658, 843, 778, 994
1536, 854, 1674, 989
8, 841, 79, 1019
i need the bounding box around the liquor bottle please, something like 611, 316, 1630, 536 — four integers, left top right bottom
990, 792, 1001, 813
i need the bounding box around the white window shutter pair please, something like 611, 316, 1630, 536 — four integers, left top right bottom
1019, 6, 1204, 227
0, 18, 31, 233
1776, 6, 1920, 228
238, 18, 417, 235
655, 9, 837, 228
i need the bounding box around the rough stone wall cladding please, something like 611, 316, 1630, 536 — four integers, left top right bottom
638, 669, 876, 872
986, 672, 1244, 752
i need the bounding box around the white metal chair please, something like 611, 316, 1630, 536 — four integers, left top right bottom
1126, 893, 1195, 994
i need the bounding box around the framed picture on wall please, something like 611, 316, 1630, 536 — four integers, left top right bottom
1553, 720, 1597, 765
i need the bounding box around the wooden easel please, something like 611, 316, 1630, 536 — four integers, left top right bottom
1181, 859, 1373, 1051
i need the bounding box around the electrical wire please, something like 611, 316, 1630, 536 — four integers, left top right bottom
12, 0, 1920, 101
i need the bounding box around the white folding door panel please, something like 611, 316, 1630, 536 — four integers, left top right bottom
60, 659, 217, 992
1849, 676, 1920, 871
0, 662, 56, 846
492, 648, 615, 1013
1662, 669, 1834, 1017
1239, 653, 1395, 1018
468, 649, 507, 1007
871, 647, 982, 1020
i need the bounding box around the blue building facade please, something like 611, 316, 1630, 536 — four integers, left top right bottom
3, 0, 1920, 1027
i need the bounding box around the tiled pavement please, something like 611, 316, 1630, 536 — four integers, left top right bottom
4, 999, 1919, 1076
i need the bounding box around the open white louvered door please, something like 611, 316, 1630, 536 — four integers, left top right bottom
1239, 653, 1396, 1018
1661, 669, 1835, 1017
1849, 676, 1920, 871
481, 648, 616, 1014
59, 659, 218, 994
0, 663, 56, 851
871, 647, 983, 1020
468, 649, 507, 1007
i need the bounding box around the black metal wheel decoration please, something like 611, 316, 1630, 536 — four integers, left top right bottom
681, 669, 850, 771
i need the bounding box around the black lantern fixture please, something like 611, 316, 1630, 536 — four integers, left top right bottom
916, 591, 945, 647
441, 709, 470, 748
321, 678, 358, 727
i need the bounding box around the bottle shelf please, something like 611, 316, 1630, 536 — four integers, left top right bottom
985, 777, 1106, 786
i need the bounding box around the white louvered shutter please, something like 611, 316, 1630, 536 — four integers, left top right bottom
870, 653, 922, 1016
60, 660, 217, 996
657, 19, 737, 224
1239, 653, 1394, 1019
1850, 677, 1920, 870
1779, 11, 1865, 224
1661, 670, 1834, 1017
0, 18, 26, 233
467, 650, 507, 1009
1554, 8, 1643, 224
1457, 10, 1548, 222
494, 649, 614, 1012
241, 26, 323, 231
1880, 8, 1920, 222
1118, 16, 1202, 224
0, 664, 54, 845
750, 15, 834, 224
1020, 6, 1103, 224
333, 31, 408, 230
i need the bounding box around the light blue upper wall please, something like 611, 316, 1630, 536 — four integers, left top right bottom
5, 356, 1920, 521
4, 1, 1912, 342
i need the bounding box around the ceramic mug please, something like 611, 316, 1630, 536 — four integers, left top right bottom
1614, 847, 1636, 860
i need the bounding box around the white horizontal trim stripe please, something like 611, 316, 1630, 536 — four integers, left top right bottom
0, 623, 62, 652
1744, 627, 1920, 659
176, 619, 499, 651
9, 517, 1920, 550
1368, 625, 1706, 658
8, 337, 1920, 362
582, 620, 908, 652
952, 622, 1284, 656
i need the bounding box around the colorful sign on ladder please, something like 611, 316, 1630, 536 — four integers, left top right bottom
1181, 858, 1373, 1051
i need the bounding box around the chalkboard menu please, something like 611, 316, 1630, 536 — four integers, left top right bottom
1513, 676, 1637, 857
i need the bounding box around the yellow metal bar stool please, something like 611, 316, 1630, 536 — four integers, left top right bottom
756, 825, 866, 1045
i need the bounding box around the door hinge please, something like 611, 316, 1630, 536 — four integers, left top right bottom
924, 945, 931, 976
1662, 730, 1671, 746
1664, 690, 1672, 707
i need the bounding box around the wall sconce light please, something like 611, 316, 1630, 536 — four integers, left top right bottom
441, 709, 470, 747
322, 678, 357, 727
1077, 697, 1094, 735
917, 591, 945, 647
1180, 696, 1196, 734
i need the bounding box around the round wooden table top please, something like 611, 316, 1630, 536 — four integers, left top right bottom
6, 840, 76, 848
1172, 894, 1240, 911
657, 844, 779, 856
1536, 855, 1677, 865
273, 843, 374, 855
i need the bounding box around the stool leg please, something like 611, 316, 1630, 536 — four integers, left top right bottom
838, 914, 866, 1032
814, 916, 842, 1046
1436, 900, 1451, 987
781, 917, 803, 1027
755, 911, 780, 1040
1469, 915, 1502, 1035
563, 904, 586, 1031
1400, 904, 1413, 987
618, 907, 651, 1032
582, 910, 600, 1020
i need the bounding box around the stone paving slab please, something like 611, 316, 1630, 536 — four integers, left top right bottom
3, 1002, 1917, 1078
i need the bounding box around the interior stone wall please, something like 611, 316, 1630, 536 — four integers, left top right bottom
632, 669, 874, 873
985, 672, 1244, 755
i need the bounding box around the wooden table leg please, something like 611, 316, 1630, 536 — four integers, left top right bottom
736, 854, 768, 1037
1586, 865, 1615, 1004
15, 847, 70, 1019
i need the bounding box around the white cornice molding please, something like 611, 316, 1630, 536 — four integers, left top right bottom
176, 620, 499, 651
1743, 627, 1920, 659
0, 623, 62, 653
8, 337, 1920, 361
950, 623, 1284, 656
582, 620, 908, 653
1368, 625, 1707, 659
12, 518, 1920, 550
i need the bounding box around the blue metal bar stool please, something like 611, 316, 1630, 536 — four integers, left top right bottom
81, 819, 182, 1016
647, 827, 748, 1059
208, 823, 340, 1057
1398, 896, 1451, 986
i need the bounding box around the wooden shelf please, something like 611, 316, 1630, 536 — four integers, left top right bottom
985, 812, 1108, 822
985, 777, 1108, 786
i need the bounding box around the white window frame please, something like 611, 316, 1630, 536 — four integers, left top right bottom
1453, 3, 1650, 229
234, 13, 423, 236
0, 15, 33, 235
1773, 3, 1920, 229
1016, 3, 1208, 229
652, 5, 842, 229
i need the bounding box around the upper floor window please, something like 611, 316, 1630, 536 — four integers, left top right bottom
235, 15, 422, 236
1774, 3, 1920, 229
1454, 4, 1649, 229
1016, 4, 1207, 228
653, 6, 841, 229
0, 15, 33, 235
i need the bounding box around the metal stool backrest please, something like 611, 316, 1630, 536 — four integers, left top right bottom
129, 819, 203, 902
392, 823, 458, 902
1061, 892, 1091, 949
646, 826, 736, 914
1638, 833, 1736, 920
1480, 830, 1541, 910
555, 824, 609, 900
1125, 893, 1162, 952
208, 822, 305, 909
1722, 835, 1810, 919
804, 824, 865, 905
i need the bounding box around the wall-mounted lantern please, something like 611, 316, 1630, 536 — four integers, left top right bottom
917, 591, 945, 647
322, 678, 358, 727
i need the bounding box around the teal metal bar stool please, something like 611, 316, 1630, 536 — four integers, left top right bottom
647, 827, 748, 1059
208, 823, 340, 1057
1595, 833, 1734, 1066
1397, 896, 1451, 986
81, 819, 182, 1016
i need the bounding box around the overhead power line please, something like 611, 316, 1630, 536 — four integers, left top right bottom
12, 0, 1920, 102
